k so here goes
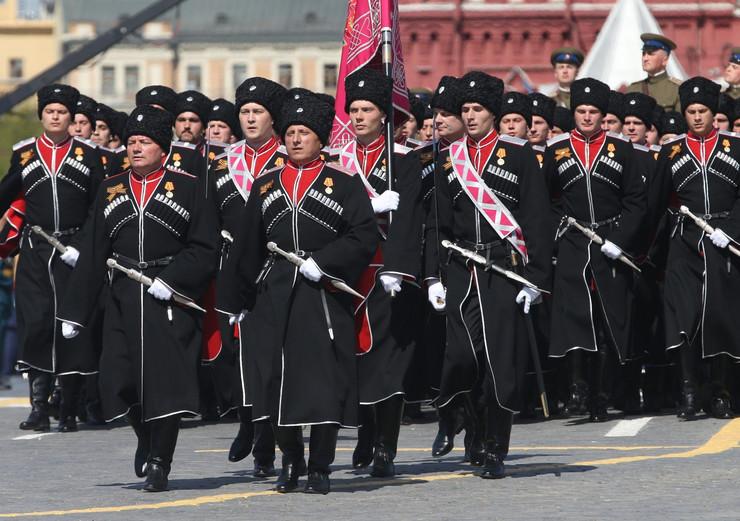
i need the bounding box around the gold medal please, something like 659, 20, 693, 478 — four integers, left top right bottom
166, 191, 174, 199
173, 161, 181, 168
497, 158, 505, 166
607, 143, 615, 158
496, 148, 506, 166
76, 155, 83, 161
324, 177, 334, 194
325, 187, 333, 194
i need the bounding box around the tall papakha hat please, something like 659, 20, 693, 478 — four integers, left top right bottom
553, 106, 575, 132
74, 94, 98, 125
716, 93, 733, 119
570, 78, 610, 114
431, 76, 464, 115
135, 85, 177, 114
623, 92, 658, 127
235, 77, 287, 121
280, 91, 335, 146
344, 67, 392, 114
175, 90, 212, 123
111, 110, 129, 140
124, 105, 175, 152
606, 91, 626, 122
528, 92, 556, 128
458, 71, 504, 116
658, 111, 687, 136
499, 91, 532, 127
94, 103, 117, 128
207, 98, 242, 139
37, 83, 80, 119
409, 94, 427, 127
679, 76, 721, 114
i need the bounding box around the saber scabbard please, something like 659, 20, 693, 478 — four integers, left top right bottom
566, 217, 641, 273
30, 225, 68, 254
679, 206, 740, 258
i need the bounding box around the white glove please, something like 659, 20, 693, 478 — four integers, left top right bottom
601, 240, 623, 260
59, 246, 80, 268
427, 281, 446, 312
229, 310, 247, 326
709, 228, 731, 249
147, 278, 173, 301
61, 321, 79, 339
515, 287, 542, 314
299, 258, 322, 282
371, 190, 400, 214
380, 273, 403, 295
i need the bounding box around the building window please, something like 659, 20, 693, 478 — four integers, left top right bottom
323, 64, 338, 92
101, 66, 116, 96
9, 59, 23, 79
124, 65, 139, 95
278, 64, 293, 88
232, 63, 248, 91
186, 65, 202, 91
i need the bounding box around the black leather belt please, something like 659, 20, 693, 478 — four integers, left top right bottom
112, 253, 173, 270
571, 214, 621, 230
457, 239, 504, 252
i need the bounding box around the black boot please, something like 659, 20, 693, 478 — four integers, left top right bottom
677, 380, 697, 420
228, 406, 254, 462
274, 426, 306, 492
58, 374, 81, 433
431, 404, 460, 457
84, 374, 105, 426
48, 380, 61, 420
463, 396, 486, 467
143, 415, 180, 492
710, 394, 733, 420
19, 370, 51, 431
252, 421, 276, 478
275, 457, 307, 493
564, 382, 589, 416
352, 405, 375, 468
588, 392, 609, 423
370, 396, 404, 478
128, 406, 151, 478
304, 471, 330, 494
480, 407, 512, 479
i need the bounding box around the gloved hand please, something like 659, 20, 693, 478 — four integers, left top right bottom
299, 258, 322, 282
515, 287, 542, 314
59, 246, 80, 268
709, 228, 731, 249
601, 240, 623, 260
380, 273, 403, 295
371, 190, 400, 214
428, 281, 446, 312
61, 321, 79, 339
147, 279, 173, 301
229, 310, 247, 326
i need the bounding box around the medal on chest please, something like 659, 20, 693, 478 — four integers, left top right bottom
164, 181, 175, 199
496, 148, 506, 166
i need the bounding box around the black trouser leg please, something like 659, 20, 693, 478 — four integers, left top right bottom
480, 402, 512, 479
149, 415, 181, 474
274, 425, 306, 466
375, 395, 404, 460
228, 406, 254, 462
252, 420, 276, 466
19, 370, 52, 431
673, 341, 698, 418
128, 404, 151, 477
708, 355, 733, 419
307, 424, 339, 474
84, 374, 104, 424
58, 374, 82, 428
352, 404, 375, 468
198, 364, 219, 421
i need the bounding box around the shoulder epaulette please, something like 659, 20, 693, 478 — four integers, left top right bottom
546, 133, 570, 147
73, 136, 98, 149
326, 161, 356, 176
171, 140, 196, 150
632, 143, 649, 152
719, 130, 739, 139
213, 150, 228, 161
669, 77, 682, 85
394, 143, 411, 155
662, 133, 686, 145
277, 144, 287, 155
405, 137, 423, 147
262, 164, 284, 176
531, 144, 545, 153
499, 134, 527, 146
12, 137, 35, 151
650, 144, 662, 152
207, 140, 229, 148
607, 131, 630, 142
164, 167, 196, 179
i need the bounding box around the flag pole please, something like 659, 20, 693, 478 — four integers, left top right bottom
380, 16, 394, 226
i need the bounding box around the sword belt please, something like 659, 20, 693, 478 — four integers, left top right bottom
111, 253, 174, 270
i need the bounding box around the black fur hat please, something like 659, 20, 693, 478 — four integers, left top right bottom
37, 84, 80, 119
500, 91, 532, 127
175, 90, 212, 123
553, 106, 575, 132
94, 103, 117, 128
570, 78, 610, 114
280, 92, 335, 146
208, 98, 242, 139
658, 111, 687, 136
124, 105, 174, 152
409, 94, 427, 126
111, 111, 128, 140
135, 85, 178, 114
74, 95, 97, 125
716, 93, 733, 119
528, 93, 556, 127
344, 67, 392, 114
458, 71, 504, 116
431, 76, 463, 115
623, 92, 658, 127
679, 76, 721, 114
607, 91, 625, 122
235, 77, 287, 121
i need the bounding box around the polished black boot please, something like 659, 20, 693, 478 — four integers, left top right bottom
480, 406, 511, 479
588, 392, 609, 423
371, 396, 404, 478
463, 396, 486, 467
352, 405, 375, 468
143, 415, 180, 492
58, 375, 81, 433
48, 380, 61, 420
710, 394, 733, 419
228, 406, 254, 462
19, 370, 51, 431
677, 380, 697, 420
304, 471, 330, 494
274, 426, 306, 492
564, 382, 589, 416
276, 458, 306, 493
129, 406, 151, 478
252, 421, 276, 478
431, 405, 460, 457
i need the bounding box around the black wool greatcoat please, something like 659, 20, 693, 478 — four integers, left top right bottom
57, 167, 218, 422
0, 136, 105, 374
544, 131, 647, 362
651, 130, 740, 358
428, 134, 553, 412
216, 162, 378, 427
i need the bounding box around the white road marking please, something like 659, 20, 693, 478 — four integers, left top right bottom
605, 417, 653, 437
12, 433, 55, 441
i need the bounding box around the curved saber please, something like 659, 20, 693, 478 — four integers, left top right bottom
679, 206, 740, 258
441, 240, 550, 294
30, 225, 68, 254
105, 258, 206, 312
266, 242, 364, 299
566, 217, 641, 273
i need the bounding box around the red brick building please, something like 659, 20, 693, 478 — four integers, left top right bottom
398, 0, 739, 90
